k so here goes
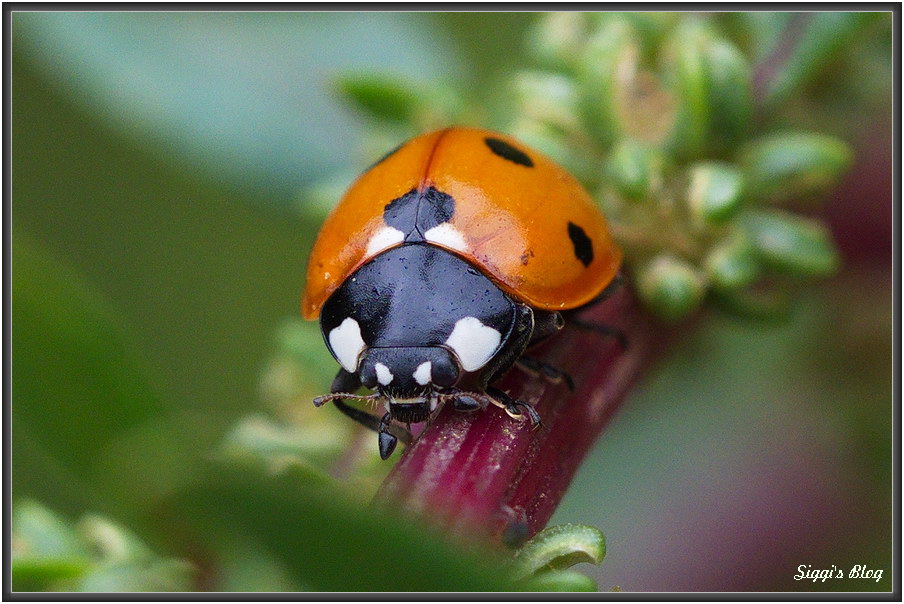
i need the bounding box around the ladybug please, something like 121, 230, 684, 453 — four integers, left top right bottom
302, 127, 622, 459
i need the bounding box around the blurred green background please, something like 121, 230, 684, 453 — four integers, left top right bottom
12, 11, 893, 592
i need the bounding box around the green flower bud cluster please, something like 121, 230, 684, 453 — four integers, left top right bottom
321, 13, 857, 322
12, 500, 193, 592
515, 12, 850, 321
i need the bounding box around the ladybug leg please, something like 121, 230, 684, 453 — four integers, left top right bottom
486, 386, 542, 429
320, 369, 411, 452
568, 318, 629, 351
441, 388, 488, 413
377, 413, 398, 460
515, 356, 575, 391
529, 310, 565, 346
564, 273, 628, 349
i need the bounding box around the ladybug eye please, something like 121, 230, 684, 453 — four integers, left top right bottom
429, 357, 459, 388
359, 363, 377, 389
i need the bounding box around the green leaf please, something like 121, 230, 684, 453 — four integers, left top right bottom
742, 209, 840, 277
519, 569, 599, 592
12, 233, 167, 507
178, 468, 519, 591
512, 524, 606, 579
14, 12, 459, 197
740, 132, 853, 206
336, 72, 423, 123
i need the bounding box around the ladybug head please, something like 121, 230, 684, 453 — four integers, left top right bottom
359, 346, 460, 401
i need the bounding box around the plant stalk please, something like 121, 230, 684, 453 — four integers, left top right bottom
375, 287, 662, 543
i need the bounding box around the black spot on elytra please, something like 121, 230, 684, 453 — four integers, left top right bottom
383, 186, 456, 241
484, 137, 534, 167
567, 222, 594, 267
365, 140, 406, 172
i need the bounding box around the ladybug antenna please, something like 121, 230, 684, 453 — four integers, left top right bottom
312, 392, 382, 407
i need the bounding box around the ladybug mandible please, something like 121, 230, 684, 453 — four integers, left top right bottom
302, 127, 622, 459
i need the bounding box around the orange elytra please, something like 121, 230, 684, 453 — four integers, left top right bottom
302, 126, 622, 319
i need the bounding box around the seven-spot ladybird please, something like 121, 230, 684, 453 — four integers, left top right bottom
303, 127, 622, 459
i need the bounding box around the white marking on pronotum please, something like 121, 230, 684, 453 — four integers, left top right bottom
365, 226, 405, 256
424, 223, 468, 253
444, 316, 502, 372
328, 317, 366, 373
375, 362, 394, 386
413, 361, 432, 386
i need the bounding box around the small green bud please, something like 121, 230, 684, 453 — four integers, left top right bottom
576, 17, 639, 145
335, 73, 421, 124
528, 12, 591, 72
661, 19, 713, 159
686, 162, 745, 225
512, 524, 606, 580
636, 254, 707, 321
662, 22, 752, 159
704, 232, 760, 291
704, 38, 753, 154
742, 209, 840, 277
519, 570, 598, 592
606, 138, 664, 202
513, 71, 579, 131
740, 132, 853, 205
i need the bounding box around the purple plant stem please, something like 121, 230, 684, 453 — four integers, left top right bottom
376, 287, 662, 542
